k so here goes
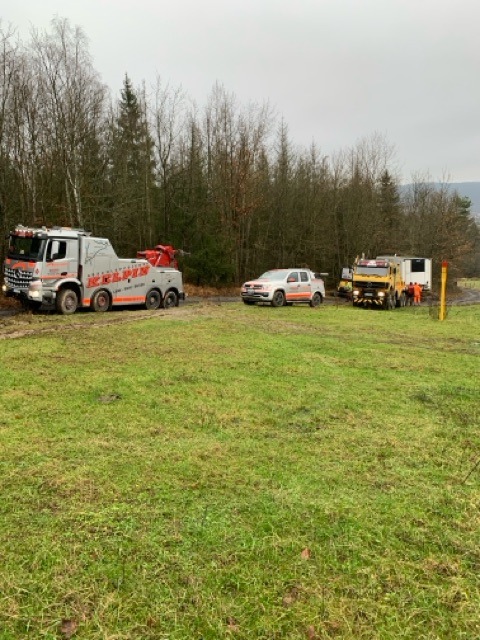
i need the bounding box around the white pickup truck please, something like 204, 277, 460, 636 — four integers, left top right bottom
241, 268, 325, 307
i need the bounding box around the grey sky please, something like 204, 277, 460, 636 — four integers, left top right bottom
3, 0, 480, 183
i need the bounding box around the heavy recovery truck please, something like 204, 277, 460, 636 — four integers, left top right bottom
352, 257, 407, 309
2, 225, 185, 314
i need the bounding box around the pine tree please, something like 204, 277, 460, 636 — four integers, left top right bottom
107, 75, 155, 254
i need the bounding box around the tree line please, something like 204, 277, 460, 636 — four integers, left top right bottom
1, 19, 479, 286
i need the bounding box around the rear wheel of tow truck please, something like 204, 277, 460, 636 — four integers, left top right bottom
145, 289, 161, 310
271, 290, 286, 307
162, 290, 178, 309
91, 289, 111, 312
309, 292, 323, 307
56, 288, 78, 315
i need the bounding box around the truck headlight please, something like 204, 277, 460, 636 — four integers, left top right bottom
353, 290, 359, 296
377, 291, 385, 297
28, 280, 42, 298
1, 284, 6, 293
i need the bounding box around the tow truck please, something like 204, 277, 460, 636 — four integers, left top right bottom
2, 225, 185, 314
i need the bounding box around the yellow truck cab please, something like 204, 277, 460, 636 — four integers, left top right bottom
352, 257, 406, 309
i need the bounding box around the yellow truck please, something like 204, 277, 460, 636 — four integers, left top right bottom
352, 257, 407, 309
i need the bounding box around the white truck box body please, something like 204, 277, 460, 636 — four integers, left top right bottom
377, 255, 432, 290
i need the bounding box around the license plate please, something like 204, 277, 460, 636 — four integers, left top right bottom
364, 293, 373, 297
247, 289, 254, 294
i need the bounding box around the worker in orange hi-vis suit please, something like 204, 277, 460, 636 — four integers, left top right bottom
413, 282, 422, 305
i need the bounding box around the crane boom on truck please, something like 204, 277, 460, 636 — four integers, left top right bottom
2, 225, 185, 314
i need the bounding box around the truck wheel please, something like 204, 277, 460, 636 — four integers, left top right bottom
271, 290, 286, 307
310, 292, 323, 307
162, 290, 178, 309
91, 289, 111, 312
56, 288, 78, 315
145, 289, 161, 310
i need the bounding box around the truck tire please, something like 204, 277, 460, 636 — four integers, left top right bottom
145, 289, 161, 310
91, 289, 111, 312
309, 292, 323, 307
162, 290, 178, 309
271, 290, 286, 307
56, 288, 78, 315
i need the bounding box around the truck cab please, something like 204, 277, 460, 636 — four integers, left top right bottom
352, 258, 406, 309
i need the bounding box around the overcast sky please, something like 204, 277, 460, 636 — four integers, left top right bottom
3, 0, 480, 183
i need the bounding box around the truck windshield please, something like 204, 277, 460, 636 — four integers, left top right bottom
259, 270, 289, 281
355, 266, 388, 277
8, 235, 46, 261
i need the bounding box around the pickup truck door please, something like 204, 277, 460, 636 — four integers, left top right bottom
299, 271, 311, 300
285, 271, 300, 301
286, 271, 311, 301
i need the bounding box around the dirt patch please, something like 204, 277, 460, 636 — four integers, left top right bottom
0, 303, 214, 340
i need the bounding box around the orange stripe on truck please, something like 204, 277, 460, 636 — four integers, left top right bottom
112, 296, 145, 303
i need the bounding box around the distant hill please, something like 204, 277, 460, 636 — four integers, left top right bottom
400, 182, 480, 220
448, 182, 480, 216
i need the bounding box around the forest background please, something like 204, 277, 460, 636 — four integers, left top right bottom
1, 19, 479, 286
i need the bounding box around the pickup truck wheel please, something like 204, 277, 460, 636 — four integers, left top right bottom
310, 292, 323, 307
56, 288, 78, 315
162, 290, 178, 309
145, 289, 161, 310
91, 289, 111, 312
271, 290, 286, 307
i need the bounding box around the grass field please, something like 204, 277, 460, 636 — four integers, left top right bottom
0, 302, 479, 639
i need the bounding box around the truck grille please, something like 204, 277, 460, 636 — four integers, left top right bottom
353, 280, 385, 289
4, 266, 33, 290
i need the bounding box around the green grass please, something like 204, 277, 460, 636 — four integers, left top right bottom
0, 303, 479, 639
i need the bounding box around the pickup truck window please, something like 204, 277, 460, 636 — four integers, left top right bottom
300, 272, 308, 282
287, 272, 299, 282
